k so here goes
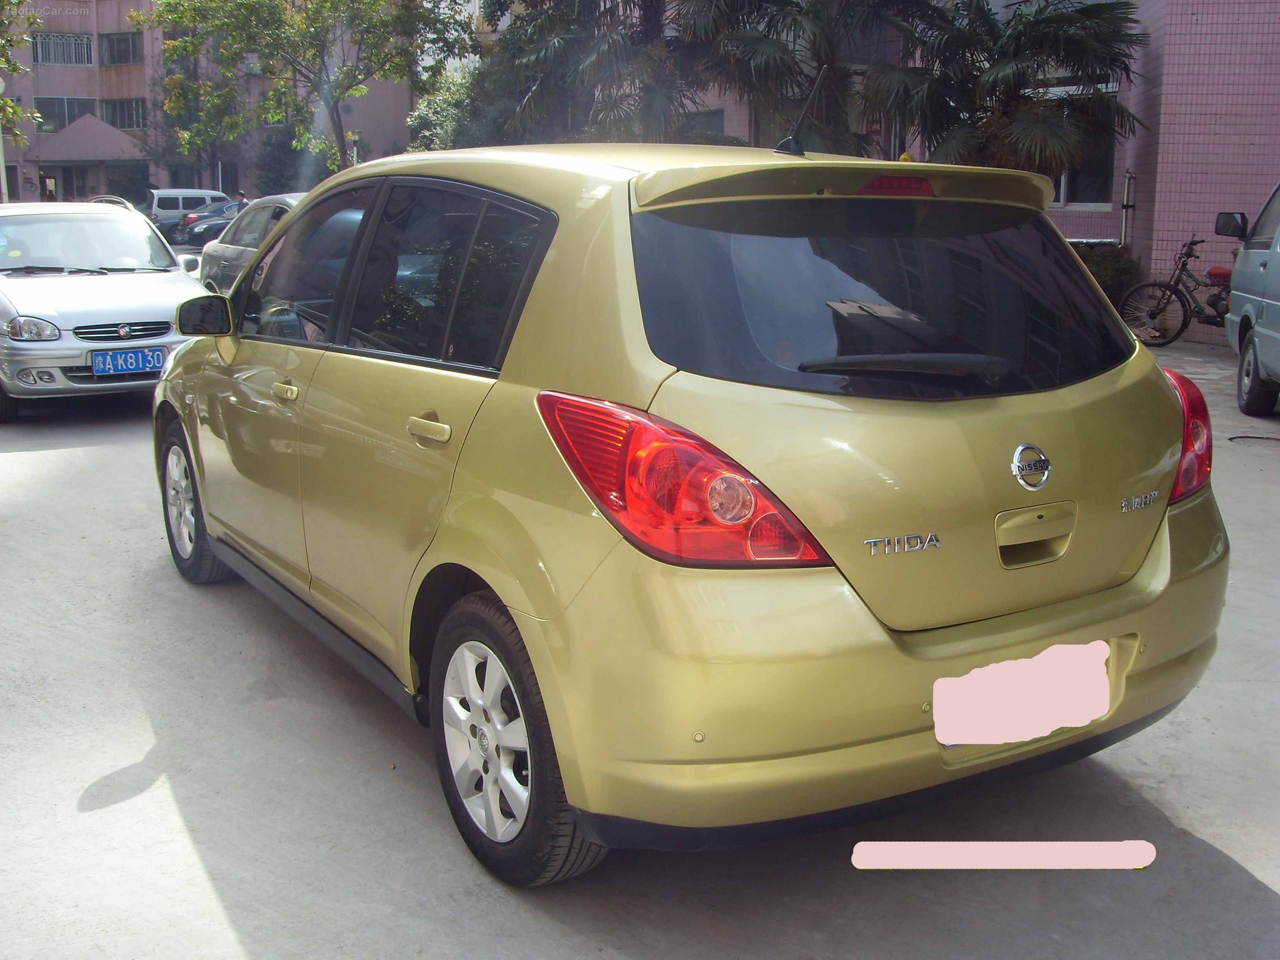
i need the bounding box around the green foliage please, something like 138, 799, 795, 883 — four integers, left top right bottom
675, 128, 748, 147
0, 0, 42, 146
1073, 242, 1141, 308
409, 53, 533, 151
133, 0, 478, 169
255, 125, 330, 196
852, 0, 1148, 177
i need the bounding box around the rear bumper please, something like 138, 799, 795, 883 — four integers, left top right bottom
573, 698, 1185, 851
521, 487, 1227, 842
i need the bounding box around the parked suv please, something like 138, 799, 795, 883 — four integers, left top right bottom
155, 146, 1228, 886
144, 189, 230, 241
1217, 184, 1280, 415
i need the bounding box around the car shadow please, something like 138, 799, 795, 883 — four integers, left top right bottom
0, 392, 152, 453
92, 558, 1280, 960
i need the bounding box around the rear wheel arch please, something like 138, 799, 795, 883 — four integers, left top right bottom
408, 563, 495, 717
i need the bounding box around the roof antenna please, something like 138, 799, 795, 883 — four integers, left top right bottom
775, 64, 829, 157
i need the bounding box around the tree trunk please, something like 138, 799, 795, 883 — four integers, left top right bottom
327, 98, 348, 170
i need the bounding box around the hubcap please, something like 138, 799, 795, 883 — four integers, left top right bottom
165, 446, 196, 559
1243, 347, 1256, 395
441, 640, 531, 843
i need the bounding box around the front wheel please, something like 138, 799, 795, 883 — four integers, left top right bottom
159, 420, 236, 584
1119, 282, 1191, 346
1238, 330, 1279, 416
429, 591, 607, 886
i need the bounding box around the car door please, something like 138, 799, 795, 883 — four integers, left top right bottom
195, 182, 378, 590
1237, 185, 1280, 371
298, 178, 552, 665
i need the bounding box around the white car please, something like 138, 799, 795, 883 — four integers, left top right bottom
0, 203, 205, 423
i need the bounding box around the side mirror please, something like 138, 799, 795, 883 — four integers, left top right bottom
1215, 212, 1248, 239
179, 254, 200, 274
176, 294, 233, 336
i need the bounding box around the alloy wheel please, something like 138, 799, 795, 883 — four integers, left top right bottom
165, 446, 196, 560
441, 640, 532, 843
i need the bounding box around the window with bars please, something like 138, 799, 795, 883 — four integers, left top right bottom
34, 97, 97, 132
102, 99, 147, 130
101, 32, 144, 66
32, 33, 94, 66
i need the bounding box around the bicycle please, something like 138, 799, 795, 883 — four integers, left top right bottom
1117, 235, 1233, 347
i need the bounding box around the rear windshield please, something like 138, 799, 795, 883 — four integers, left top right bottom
631, 198, 1133, 400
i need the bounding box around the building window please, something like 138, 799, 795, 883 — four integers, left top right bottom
32, 33, 94, 66
34, 97, 97, 133
686, 110, 726, 135
101, 33, 144, 66
1052, 137, 1115, 207
102, 99, 147, 130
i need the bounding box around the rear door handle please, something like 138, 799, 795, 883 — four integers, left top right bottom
407, 415, 451, 444
271, 381, 299, 401
1262, 261, 1269, 270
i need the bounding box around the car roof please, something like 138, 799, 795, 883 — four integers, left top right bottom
150, 189, 227, 196
328, 144, 1055, 211
242, 194, 304, 212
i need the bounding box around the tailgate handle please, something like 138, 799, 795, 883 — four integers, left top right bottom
407, 414, 451, 445
994, 501, 1077, 569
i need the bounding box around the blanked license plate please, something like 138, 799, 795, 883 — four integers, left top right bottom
91, 347, 166, 376
933, 640, 1111, 746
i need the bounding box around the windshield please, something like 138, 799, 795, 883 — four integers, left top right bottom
0, 213, 175, 271
631, 198, 1133, 400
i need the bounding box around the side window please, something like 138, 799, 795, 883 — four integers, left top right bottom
270, 205, 287, 222
239, 186, 373, 343
446, 205, 542, 367
347, 184, 482, 359
157, 196, 179, 211
181, 196, 205, 210
1247, 186, 1280, 249
235, 206, 273, 249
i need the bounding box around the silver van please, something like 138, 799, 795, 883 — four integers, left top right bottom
145, 188, 230, 240
1217, 185, 1280, 415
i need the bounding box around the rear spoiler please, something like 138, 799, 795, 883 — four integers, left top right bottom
631, 160, 1053, 212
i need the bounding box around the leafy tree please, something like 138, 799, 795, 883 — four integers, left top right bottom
410, 54, 533, 151
676, 0, 880, 155
255, 124, 330, 195
0, 0, 41, 145
134, 0, 477, 170
484, 0, 703, 142
851, 0, 1147, 176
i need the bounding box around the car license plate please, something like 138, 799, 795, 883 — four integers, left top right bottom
91, 347, 166, 376
932, 640, 1111, 746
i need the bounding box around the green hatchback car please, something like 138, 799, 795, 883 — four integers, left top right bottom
154, 145, 1228, 885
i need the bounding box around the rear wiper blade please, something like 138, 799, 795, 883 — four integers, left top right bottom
798, 352, 1011, 380
0, 264, 66, 274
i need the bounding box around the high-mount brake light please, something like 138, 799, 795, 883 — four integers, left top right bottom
536, 392, 831, 568
1164, 369, 1212, 503
855, 176, 935, 197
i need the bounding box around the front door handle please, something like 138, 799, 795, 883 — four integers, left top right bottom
407, 415, 451, 444
271, 381, 299, 402
1262, 261, 1269, 271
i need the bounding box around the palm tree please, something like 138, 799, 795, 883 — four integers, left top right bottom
853, 0, 1148, 176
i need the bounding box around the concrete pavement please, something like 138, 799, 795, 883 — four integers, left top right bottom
1, 341, 1278, 958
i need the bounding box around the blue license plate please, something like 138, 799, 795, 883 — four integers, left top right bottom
91, 347, 167, 376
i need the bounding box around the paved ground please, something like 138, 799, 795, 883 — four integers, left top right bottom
1, 340, 1278, 958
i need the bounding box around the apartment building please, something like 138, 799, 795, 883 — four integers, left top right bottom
1, 1, 411, 205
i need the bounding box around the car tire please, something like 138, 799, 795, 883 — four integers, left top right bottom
0, 383, 18, 424
429, 591, 607, 886
1238, 330, 1278, 416
159, 420, 236, 584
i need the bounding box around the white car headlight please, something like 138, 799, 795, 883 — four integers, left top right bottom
7, 316, 62, 341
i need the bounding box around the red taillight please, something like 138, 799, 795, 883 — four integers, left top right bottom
183, 213, 199, 224
537, 392, 831, 568
856, 176, 935, 197
1164, 369, 1212, 503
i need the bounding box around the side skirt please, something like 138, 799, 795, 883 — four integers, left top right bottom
210, 539, 422, 723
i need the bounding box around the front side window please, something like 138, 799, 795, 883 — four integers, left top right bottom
632, 198, 1133, 401
231, 206, 273, 249
347, 185, 482, 360
1247, 186, 1280, 250
240, 186, 373, 342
